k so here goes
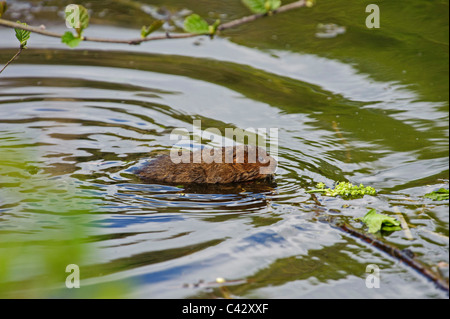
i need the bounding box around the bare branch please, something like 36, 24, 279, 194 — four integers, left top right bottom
0, 1, 308, 45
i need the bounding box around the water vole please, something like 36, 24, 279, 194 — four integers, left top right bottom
138, 145, 277, 184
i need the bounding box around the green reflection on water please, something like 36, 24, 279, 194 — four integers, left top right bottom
0, 134, 131, 298
7, 0, 448, 103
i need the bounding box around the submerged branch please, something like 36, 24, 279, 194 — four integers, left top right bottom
335, 221, 449, 293
310, 193, 448, 293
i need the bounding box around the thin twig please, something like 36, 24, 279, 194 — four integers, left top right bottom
331, 120, 352, 162
0, 45, 23, 74
218, 0, 307, 30
0, 1, 308, 45
393, 206, 414, 240
0, 18, 61, 37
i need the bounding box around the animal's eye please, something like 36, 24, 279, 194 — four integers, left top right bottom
258, 156, 265, 163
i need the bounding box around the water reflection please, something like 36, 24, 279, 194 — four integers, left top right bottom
0, 9, 448, 297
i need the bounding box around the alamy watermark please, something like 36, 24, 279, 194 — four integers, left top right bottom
65, 4, 82, 29
365, 264, 380, 288
168, 120, 278, 173
65, 264, 80, 288
366, 4, 380, 29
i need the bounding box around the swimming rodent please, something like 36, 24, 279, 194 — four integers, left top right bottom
138, 145, 277, 184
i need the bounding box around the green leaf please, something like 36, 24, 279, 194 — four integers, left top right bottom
242, 0, 281, 14
208, 19, 221, 36
64, 4, 89, 37
14, 21, 31, 48
141, 20, 164, 38
183, 14, 210, 34
0, 1, 7, 18
208, 20, 220, 36
61, 31, 82, 48
362, 209, 401, 234
267, 0, 282, 11
77, 5, 90, 31
424, 188, 449, 201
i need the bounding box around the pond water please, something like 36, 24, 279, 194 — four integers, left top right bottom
0, 0, 448, 298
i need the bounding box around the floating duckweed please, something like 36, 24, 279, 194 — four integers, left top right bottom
306, 181, 377, 199
316, 182, 326, 189
424, 188, 449, 201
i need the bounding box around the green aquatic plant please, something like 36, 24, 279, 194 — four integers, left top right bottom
424, 188, 449, 201
360, 209, 402, 234
306, 181, 377, 199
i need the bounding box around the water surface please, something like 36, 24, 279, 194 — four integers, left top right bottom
0, 0, 448, 298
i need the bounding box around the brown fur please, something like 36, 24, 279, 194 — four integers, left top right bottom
138, 145, 277, 184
